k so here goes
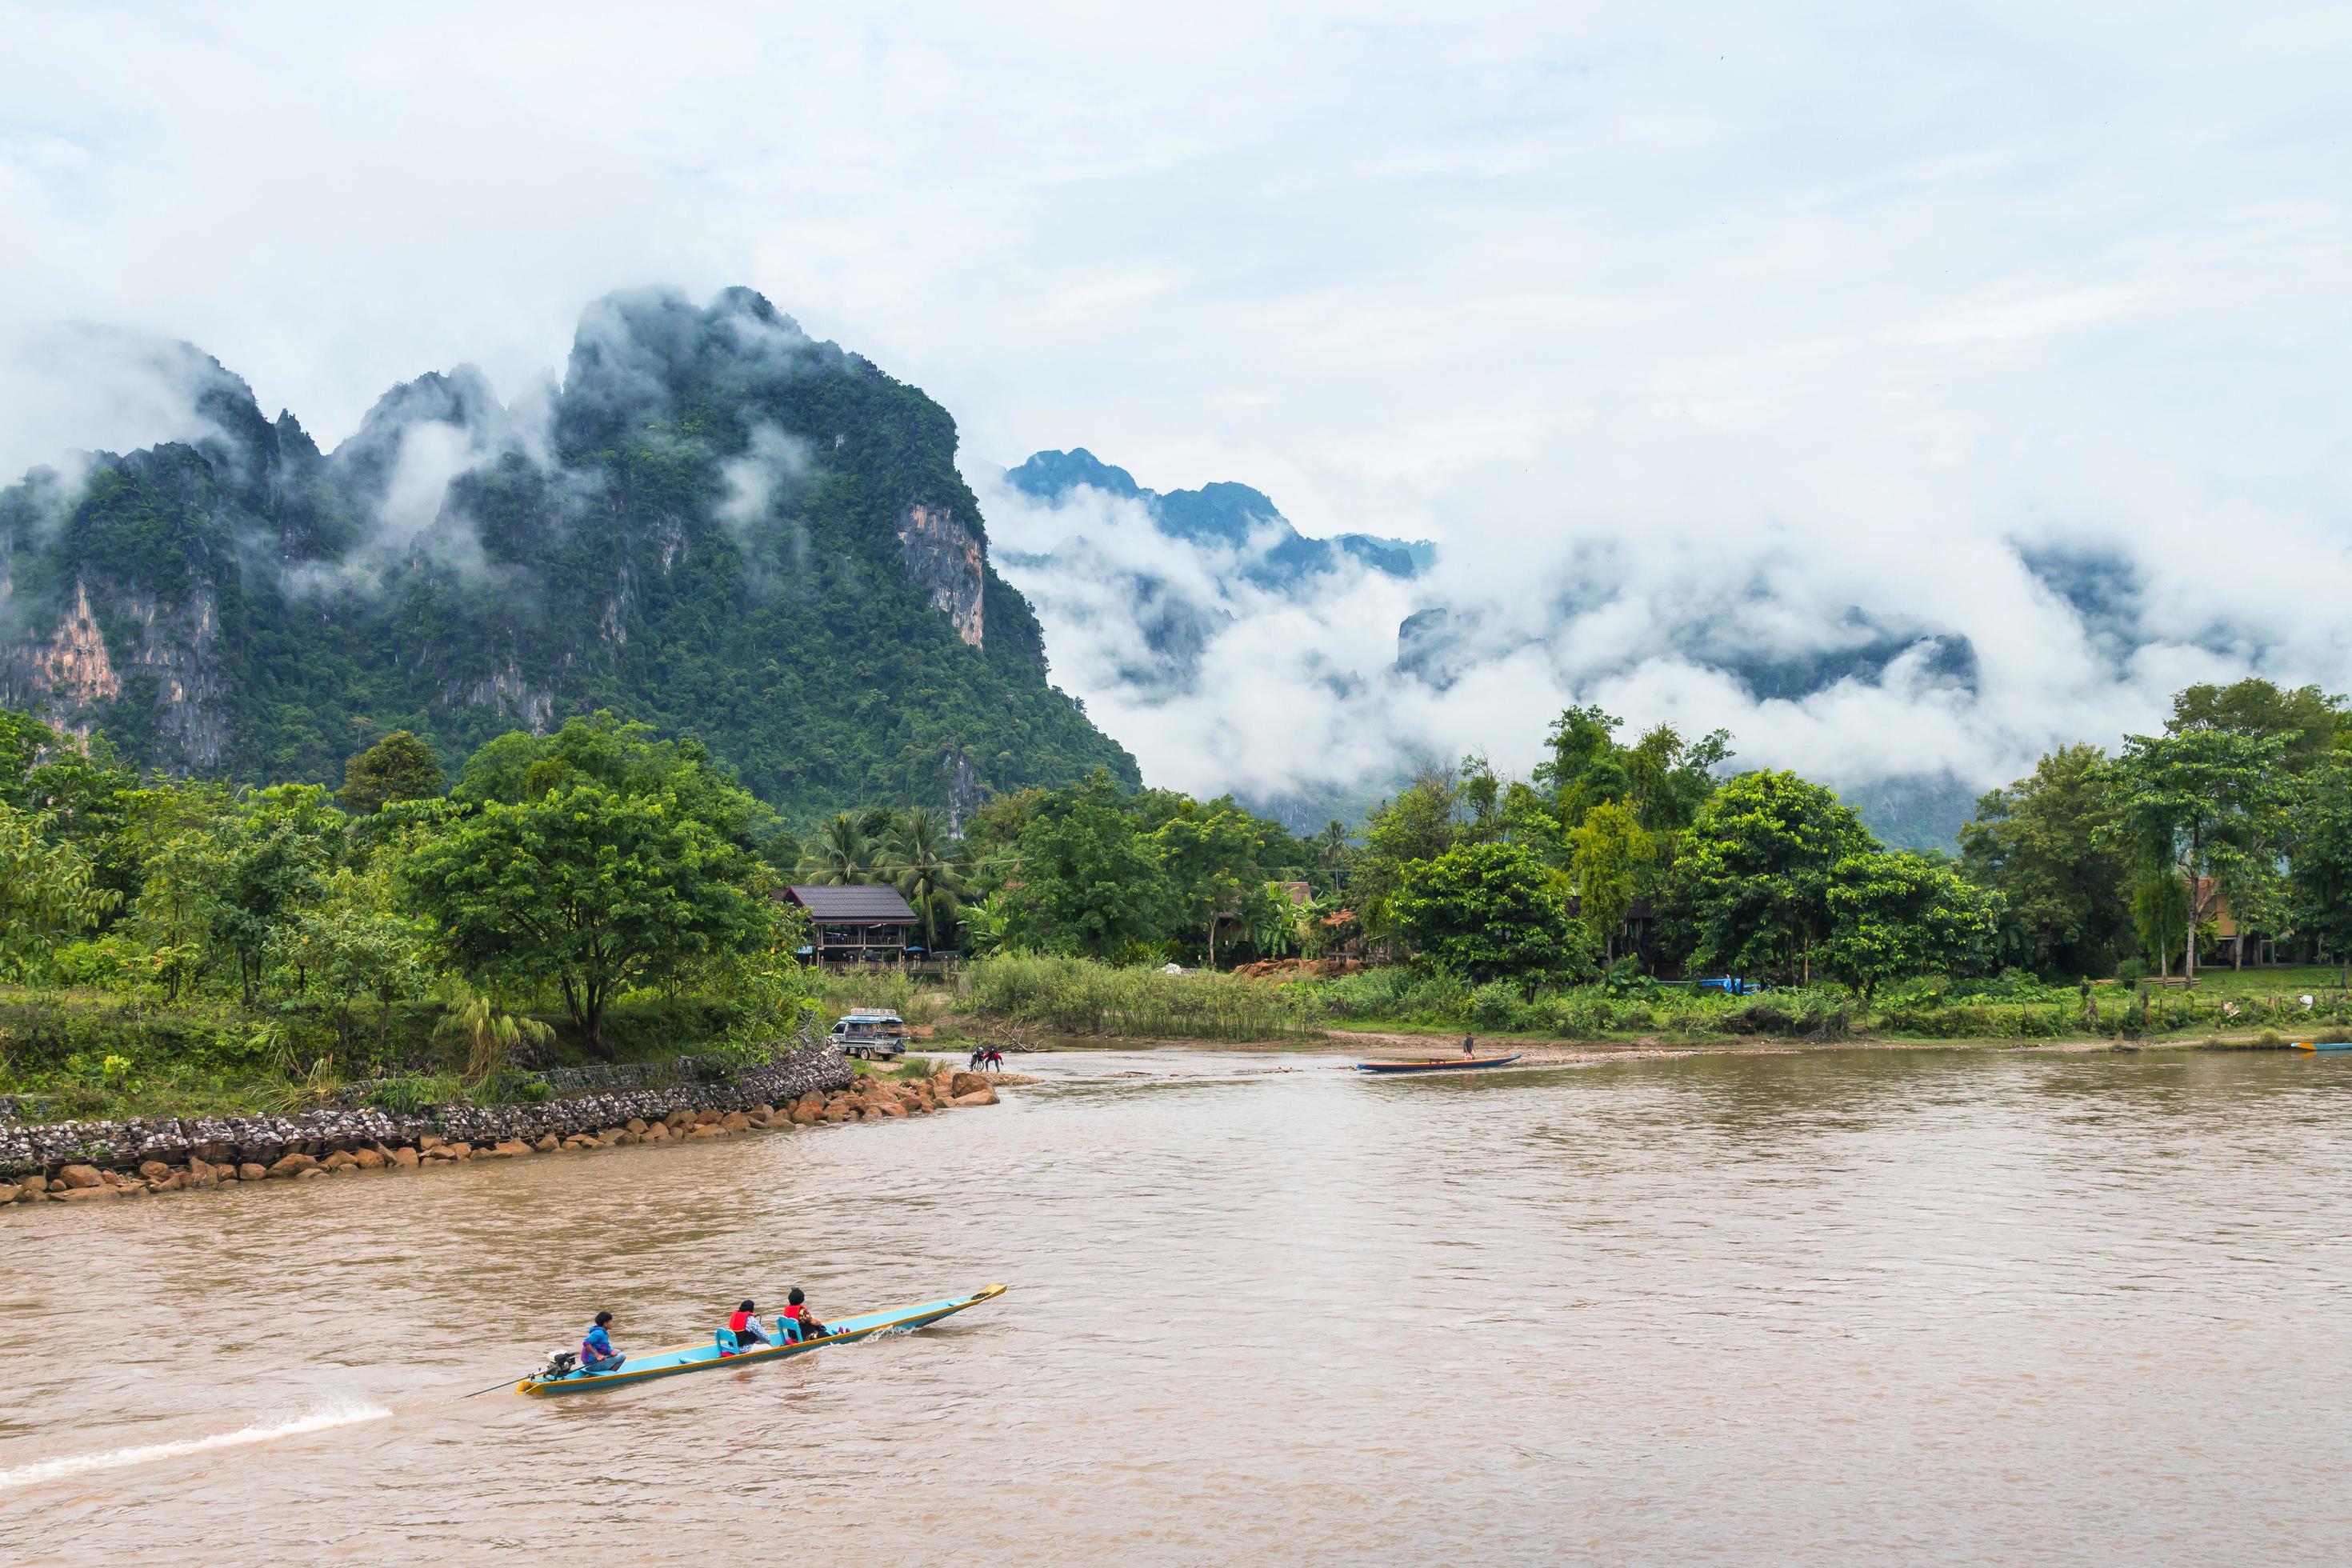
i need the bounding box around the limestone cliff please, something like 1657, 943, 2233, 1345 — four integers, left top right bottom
0, 286, 1138, 817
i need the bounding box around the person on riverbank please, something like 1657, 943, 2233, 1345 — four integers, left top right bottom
581, 1311, 624, 1374
784, 1287, 829, 1341
726, 1299, 773, 1354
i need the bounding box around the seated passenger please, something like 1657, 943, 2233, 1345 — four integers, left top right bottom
783, 1286, 830, 1341
725, 1299, 772, 1353
580, 1311, 624, 1374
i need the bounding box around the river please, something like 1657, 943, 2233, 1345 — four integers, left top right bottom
3, 1046, 2350, 1563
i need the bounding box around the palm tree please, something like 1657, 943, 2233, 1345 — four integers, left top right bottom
1315, 819, 1354, 894
882, 808, 967, 952
795, 813, 874, 886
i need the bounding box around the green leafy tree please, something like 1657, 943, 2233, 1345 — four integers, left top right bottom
1820, 850, 2001, 1001
2290, 755, 2352, 984
797, 812, 876, 885
269, 866, 431, 1052
434, 983, 559, 1082
1392, 840, 1585, 983
1313, 819, 1357, 895
2101, 728, 2290, 982
999, 771, 1179, 961
1154, 804, 1266, 967
0, 802, 117, 981
339, 730, 448, 814
1568, 800, 1657, 963
882, 807, 966, 950
1958, 743, 2133, 977
2127, 866, 2191, 977
214, 784, 346, 1005
1667, 770, 1877, 982
1354, 767, 1461, 940
408, 783, 770, 1053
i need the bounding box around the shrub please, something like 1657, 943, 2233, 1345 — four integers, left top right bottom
1469, 980, 1522, 1030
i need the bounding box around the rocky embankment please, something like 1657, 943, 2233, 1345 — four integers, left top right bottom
0, 1045, 1007, 1206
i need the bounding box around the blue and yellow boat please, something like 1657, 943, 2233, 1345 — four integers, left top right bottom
2290, 1040, 2352, 1052
516, 1284, 1006, 1396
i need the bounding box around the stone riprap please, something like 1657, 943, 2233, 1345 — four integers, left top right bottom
0, 1041, 862, 1182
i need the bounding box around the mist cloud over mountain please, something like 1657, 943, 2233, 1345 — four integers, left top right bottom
5, 5, 2350, 841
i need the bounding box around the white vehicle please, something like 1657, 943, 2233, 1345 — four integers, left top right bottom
828, 1009, 907, 1059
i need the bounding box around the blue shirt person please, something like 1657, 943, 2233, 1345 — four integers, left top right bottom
580, 1311, 624, 1374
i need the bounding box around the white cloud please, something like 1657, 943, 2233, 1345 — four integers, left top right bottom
2, 1, 2349, 816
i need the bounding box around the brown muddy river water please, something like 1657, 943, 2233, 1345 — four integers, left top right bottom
5, 1047, 2352, 1563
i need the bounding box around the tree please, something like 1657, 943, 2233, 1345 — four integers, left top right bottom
882, 807, 966, 951
338, 730, 448, 814
2291, 755, 2352, 984
1667, 770, 1877, 982
1354, 767, 1461, 939
998, 772, 1178, 961
1958, 743, 2132, 977
2168, 678, 2347, 774
269, 866, 431, 1052
1819, 850, 2001, 1001
434, 983, 559, 1082
2102, 728, 2290, 982
1313, 819, 1356, 895
1391, 840, 1585, 983
796, 813, 875, 885
1154, 804, 1266, 967
408, 783, 769, 1053
1568, 800, 1657, 963
0, 802, 116, 982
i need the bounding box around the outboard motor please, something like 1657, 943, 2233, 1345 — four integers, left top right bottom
537, 1350, 580, 1381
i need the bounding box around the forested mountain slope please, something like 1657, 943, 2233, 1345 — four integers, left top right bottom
0, 287, 1137, 821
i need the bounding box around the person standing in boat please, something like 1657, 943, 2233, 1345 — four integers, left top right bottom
726, 1299, 774, 1353
1462, 1034, 1476, 1058
581, 1311, 624, 1374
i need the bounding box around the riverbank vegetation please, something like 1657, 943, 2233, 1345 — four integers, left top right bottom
0, 709, 823, 1122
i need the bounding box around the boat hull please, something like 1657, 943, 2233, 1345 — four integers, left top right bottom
517, 1284, 1006, 1395
1355, 1054, 1525, 1074
2292, 1041, 2352, 1051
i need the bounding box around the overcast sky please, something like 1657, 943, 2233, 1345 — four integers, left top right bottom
6, 2, 2351, 801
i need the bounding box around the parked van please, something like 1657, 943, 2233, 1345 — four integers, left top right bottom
828, 1009, 907, 1059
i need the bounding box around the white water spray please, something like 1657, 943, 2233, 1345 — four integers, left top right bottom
0, 1402, 391, 1491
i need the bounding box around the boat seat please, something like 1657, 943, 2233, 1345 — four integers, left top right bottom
717, 1328, 742, 1357
778, 1316, 801, 1344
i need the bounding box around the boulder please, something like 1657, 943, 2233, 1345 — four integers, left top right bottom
21, 1174, 47, 1194
0, 1185, 18, 1205
138, 1160, 172, 1182
822, 1102, 856, 1124
876, 1100, 908, 1119
58, 1184, 122, 1202
389, 1146, 421, 1170
789, 1101, 819, 1126
694, 1107, 722, 1126
667, 1110, 697, 1130
57, 1164, 104, 1190
950, 1073, 991, 1098
418, 1145, 455, 1162
643, 1122, 672, 1142
418, 1134, 445, 1152
353, 1147, 387, 1170
688, 1122, 729, 1139
861, 1106, 886, 1122
490, 1139, 534, 1159
446, 1142, 474, 1160
238, 1162, 268, 1182
322, 1150, 358, 1171
626, 1118, 648, 1134
150, 1172, 184, 1192
186, 1158, 219, 1189
720, 1110, 752, 1131
269, 1153, 319, 1178
751, 1104, 776, 1121
564, 1134, 602, 1150
951, 1085, 999, 1108
599, 1128, 630, 1145
796, 1092, 826, 1117
533, 1134, 559, 1153
296, 1166, 328, 1181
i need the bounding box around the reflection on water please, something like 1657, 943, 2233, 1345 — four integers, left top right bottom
4, 1048, 2350, 1563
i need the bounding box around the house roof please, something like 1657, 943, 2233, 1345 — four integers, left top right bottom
782, 884, 918, 922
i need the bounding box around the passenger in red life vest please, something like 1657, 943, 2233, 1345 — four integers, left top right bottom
725, 1299, 773, 1354
783, 1286, 830, 1342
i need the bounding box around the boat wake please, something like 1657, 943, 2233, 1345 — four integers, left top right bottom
0, 1401, 391, 1491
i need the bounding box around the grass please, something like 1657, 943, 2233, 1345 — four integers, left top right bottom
951, 954, 1321, 1041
